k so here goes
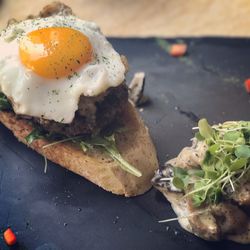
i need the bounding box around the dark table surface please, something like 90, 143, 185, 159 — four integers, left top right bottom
0, 37, 250, 250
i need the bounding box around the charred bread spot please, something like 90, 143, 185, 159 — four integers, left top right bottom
39, 2, 73, 18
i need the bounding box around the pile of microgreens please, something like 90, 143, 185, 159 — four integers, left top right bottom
172, 118, 250, 207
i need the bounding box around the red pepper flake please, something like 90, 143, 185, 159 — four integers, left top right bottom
244, 78, 250, 93
3, 228, 17, 246
169, 44, 187, 57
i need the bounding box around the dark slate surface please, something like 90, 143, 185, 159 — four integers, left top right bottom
0, 37, 250, 250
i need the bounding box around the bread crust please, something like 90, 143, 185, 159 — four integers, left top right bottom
0, 102, 158, 196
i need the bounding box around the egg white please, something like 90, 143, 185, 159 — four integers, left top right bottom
0, 15, 126, 123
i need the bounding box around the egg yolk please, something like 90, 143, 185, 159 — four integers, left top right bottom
19, 27, 93, 79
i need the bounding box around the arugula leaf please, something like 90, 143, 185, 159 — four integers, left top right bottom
25, 128, 44, 144
38, 129, 142, 177
103, 142, 142, 177
79, 141, 93, 152
82, 135, 142, 177
0, 93, 11, 110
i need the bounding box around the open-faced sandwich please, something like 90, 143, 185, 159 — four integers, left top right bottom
0, 2, 158, 197
153, 119, 250, 244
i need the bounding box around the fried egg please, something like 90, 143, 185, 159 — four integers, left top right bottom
0, 15, 126, 123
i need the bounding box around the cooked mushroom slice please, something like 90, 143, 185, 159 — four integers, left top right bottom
168, 139, 207, 169
232, 182, 250, 207
128, 72, 149, 106
39, 2, 73, 17
211, 202, 249, 235
228, 222, 250, 244
188, 209, 220, 241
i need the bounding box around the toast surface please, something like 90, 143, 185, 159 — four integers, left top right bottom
0, 102, 158, 196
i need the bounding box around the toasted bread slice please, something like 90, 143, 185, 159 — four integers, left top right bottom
0, 102, 158, 196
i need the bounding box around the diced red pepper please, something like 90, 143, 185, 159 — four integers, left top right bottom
3, 228, 17, 246
169, 44, 187, 57
244, 78, 250, 93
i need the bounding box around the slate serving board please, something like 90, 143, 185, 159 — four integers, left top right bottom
0, 37, 250, 250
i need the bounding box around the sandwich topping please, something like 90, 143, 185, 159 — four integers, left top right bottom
0, 13, 141, 177
153, 119, 250, 243
0, 15, 126, 123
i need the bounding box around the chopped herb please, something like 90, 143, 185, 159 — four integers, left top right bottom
68, 74, 73, 80
67, 72, 79, 80
4, 28, 24, 43
74, 72, 79, 77
155, 38, 171, 53
51, 89, 60, 95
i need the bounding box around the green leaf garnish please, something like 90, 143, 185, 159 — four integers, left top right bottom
79, 141, 93, 152
0, 93, 11, 110
82, 135, 142, 177
25, 128, 44, 144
